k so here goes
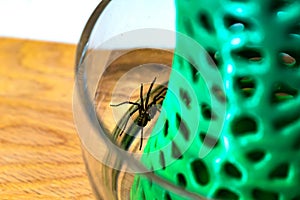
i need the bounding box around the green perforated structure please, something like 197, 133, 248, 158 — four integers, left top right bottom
131, 0, 300, 199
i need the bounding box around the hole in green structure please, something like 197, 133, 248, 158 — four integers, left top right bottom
200, 132, 219, 148
198, 11, 215, 33
160, 151, 166, 170
224, 15, 250, 32
187, 62, 199, 82
235, 76, 256, 98
183, 17, 194, 37
207, 50, 220, 67
279, 52, 297, 69
231, 116, 258, 136
164, 192, 172, 200
269, 0, 293, 12
201, 103, 217, 120
252, 188, 279, 200
223, 162, 243, 179
292, 194, 300, 200
148, 176, 153, 188
176, 113, 190, 140
212, 85, 226, 103
271, 82, 298, 104
154, 138, 158, 148
175, 55, 184, 69
179, 88, 191, 109
214, 188, 239, 200
141, 189, 146, 200
232, 48, 263, 62
171, 142, 183, 160
164, 120, 169, 137
269, 163, 289, 180
289, 23, 300, 38
191, 159, 210, 186
246, 149, 266, 162
176, 173, 187, 188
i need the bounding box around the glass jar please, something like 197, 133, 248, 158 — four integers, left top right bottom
73, 0, 208, 199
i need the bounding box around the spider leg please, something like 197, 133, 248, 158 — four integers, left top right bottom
153, 87, 167, 101
119, 114, 130, 136
139, 127, 143, 150
156, 95, 167, 102
119, 106, 140, 136
140, 83, 144, 114
147, 87, 167, 109
145, 77, 157, 110
110, 101, 140, 107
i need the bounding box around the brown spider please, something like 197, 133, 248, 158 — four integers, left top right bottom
110, 77, 167, 150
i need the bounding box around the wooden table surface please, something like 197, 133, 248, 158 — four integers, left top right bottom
0, 38, 94, 199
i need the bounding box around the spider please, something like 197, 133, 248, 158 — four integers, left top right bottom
110, 77, 167, 150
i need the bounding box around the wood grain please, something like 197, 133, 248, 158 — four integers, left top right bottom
0, 38, 94, 199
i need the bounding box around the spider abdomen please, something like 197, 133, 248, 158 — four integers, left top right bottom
135, 113, 151, 127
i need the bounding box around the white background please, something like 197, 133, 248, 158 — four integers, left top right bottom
0, 0, 101, 44
0, 0, 175, 45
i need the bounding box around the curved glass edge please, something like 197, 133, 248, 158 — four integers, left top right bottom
75, 0, 111, 72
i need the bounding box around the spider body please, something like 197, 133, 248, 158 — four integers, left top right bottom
111, 77, 167, 150
135, 113, 150, 127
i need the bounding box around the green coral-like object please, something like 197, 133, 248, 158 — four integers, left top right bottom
131, 0, 300, 199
